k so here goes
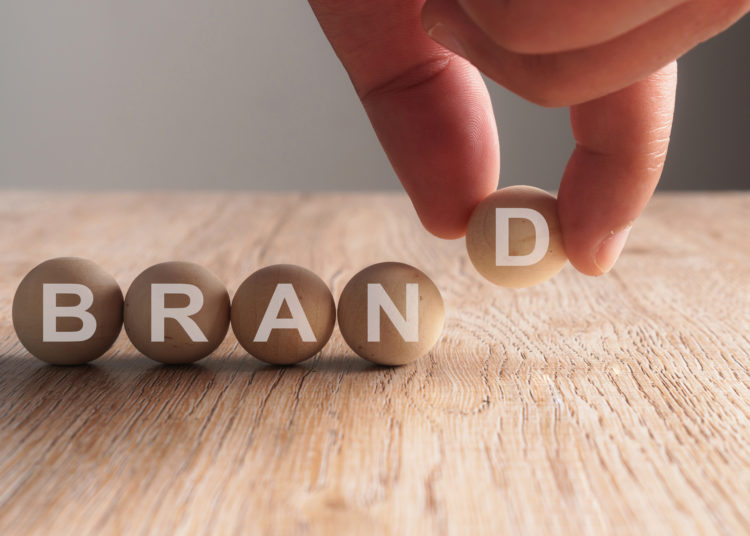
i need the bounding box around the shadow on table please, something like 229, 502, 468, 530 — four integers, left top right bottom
0, 351, 394, 445
0, 350, 387, 406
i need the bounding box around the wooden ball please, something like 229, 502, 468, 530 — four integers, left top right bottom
231, 265, 335, 365
466, 185, 567, 288
337, 262, 444, 366
12, 257, 123, 365
124, 262, 230, 364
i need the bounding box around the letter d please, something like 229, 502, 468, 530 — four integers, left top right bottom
495, 208, 549, 266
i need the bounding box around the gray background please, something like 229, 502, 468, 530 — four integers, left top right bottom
1, 1, 748, 191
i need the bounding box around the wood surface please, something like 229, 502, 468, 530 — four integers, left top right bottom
0, 192, 748, 536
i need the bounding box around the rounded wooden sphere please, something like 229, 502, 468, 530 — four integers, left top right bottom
337, 262, 444, 366
124, 262, 230, 364
231, 265, 336, 365
465, 185, 567, 288
12, 257, 123, 365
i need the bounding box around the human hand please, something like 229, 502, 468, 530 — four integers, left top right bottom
308, 0, 749, 275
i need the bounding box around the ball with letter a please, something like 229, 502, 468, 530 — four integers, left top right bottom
231, 264, 336, 365
465, 185, 568, 288
12, 257, 123, 365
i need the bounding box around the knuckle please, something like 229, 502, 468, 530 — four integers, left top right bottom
510, 56, 576, 107
358, 56, 453, 102
478, 0, 552, 53
521, 85, 571, 108
725, 0, 750, 16
708, 0, 750, 28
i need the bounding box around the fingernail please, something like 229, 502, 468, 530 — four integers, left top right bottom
426, 23, 467, 58
594, 226, 632, 274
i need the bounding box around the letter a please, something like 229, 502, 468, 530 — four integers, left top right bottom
254, 284, 316, 342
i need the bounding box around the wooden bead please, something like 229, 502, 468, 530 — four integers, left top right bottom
12, 257, 123, 365
337, 262, 444, 366
231, 264, 335, 365
123, 262, 229, 364
465, 185, 567, 288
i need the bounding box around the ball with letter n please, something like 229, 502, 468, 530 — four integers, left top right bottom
337, 262, 445, 366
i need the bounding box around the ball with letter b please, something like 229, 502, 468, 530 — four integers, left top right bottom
466, 185, 568, 288
12, 257, 124, 365
123, 261, 230, 364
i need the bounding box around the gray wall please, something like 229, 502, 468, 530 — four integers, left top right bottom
1, 2, 747, 191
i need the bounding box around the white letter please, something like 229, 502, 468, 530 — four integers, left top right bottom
151, 284, 208, 343
367, 283, 418, 342
42, 284, 97, 342
495, 208, 549, 266
254, 284, 315, 342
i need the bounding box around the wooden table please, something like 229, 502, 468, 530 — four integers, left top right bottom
0, 192, 748, 535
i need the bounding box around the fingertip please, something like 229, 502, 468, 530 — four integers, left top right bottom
559, 204, 634, 277
593, 225, 632, 274
409, 186, 490, 240
416, 214, 468, 240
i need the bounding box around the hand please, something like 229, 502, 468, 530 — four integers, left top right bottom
308, 0, 749, 275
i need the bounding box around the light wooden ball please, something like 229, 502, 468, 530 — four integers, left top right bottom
231, 264, 336, 365
124, 262, 230, 364
337, 262, 444, 366
12, 257, 123, 365
465, 185, 567, 288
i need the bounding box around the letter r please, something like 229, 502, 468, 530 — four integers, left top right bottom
150, 284, 208, 343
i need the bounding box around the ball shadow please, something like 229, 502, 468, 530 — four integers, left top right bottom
0, 347, 399, 460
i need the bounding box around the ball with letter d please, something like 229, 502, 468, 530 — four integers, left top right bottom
466, 185, 568, 288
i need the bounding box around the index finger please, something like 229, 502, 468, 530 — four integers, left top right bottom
309, 0, 500, 239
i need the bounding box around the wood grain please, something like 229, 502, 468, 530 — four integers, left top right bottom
0, 192, 748, 536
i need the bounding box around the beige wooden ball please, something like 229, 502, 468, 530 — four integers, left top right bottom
124, 262, 230, 364
465, 185, 567, 288
231, 264, 336, 365
337, 262, 444, 366
12, 257, 123, 365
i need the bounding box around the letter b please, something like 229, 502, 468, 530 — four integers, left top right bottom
42, 283, 97, 342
